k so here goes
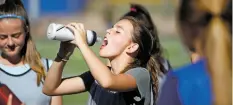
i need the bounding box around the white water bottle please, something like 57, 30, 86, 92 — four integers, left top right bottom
47, 23, 102, 46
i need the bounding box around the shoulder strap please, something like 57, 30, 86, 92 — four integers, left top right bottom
45, 58, 49, 71
41, 58, 49, 84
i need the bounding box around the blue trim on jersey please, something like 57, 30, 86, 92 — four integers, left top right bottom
0, 67, 31, 77
0, 58, 51, 76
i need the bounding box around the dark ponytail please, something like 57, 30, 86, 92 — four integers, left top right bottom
146, 55, 160, 99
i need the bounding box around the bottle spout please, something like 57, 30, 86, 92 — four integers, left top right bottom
96, 37, 102, 43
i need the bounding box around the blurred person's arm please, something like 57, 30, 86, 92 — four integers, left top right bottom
51, 96, 62, 105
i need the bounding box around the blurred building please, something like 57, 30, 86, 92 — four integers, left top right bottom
22, 0, 88, 19
21, 0, 179, 37
110, 0, 178, 5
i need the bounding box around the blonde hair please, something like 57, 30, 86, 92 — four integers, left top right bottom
23, 36, 46, 86
178, 0, 232, 104
198, 0, 232, 104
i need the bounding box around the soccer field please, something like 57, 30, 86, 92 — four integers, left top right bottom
35, 36, 190, 105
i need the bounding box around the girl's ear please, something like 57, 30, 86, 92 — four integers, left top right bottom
126, 43, 139, 54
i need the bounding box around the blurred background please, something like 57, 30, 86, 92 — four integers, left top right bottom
21, 0, 190, 105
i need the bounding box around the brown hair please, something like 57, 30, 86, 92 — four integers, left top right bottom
0, 0, 46, 86
178, 0, 232, 104
123, 4, 168, 74
120, 16, 162, 99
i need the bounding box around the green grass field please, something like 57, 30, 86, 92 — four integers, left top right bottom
35, 36, 190, 105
